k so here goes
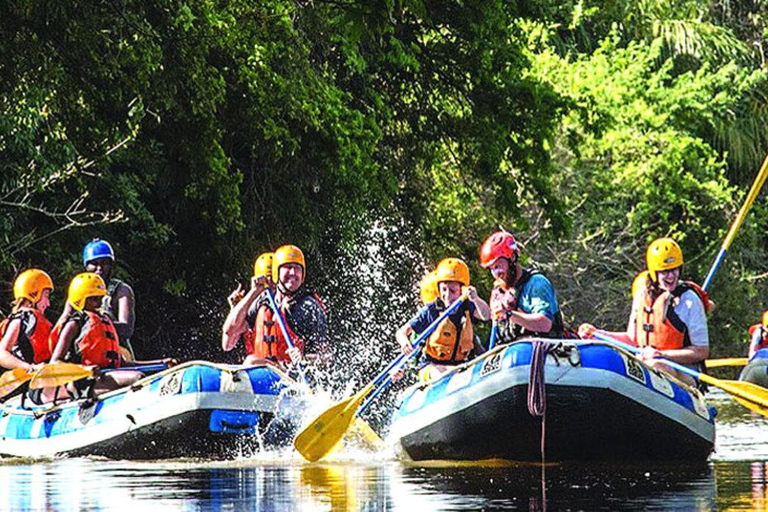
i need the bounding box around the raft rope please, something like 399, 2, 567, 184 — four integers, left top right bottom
527, 340, 552, 461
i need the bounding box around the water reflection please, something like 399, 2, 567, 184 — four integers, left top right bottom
1, 391, 768, 511
0, 457, 726, 511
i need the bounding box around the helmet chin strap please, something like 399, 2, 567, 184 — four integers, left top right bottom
277, 281, 302, 297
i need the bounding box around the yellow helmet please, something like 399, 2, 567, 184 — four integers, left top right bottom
762, 310, 768, 329
13, 269, 54, 304
631, 270, 649, 298
254, 252, 275, 280
435, 258, 470, 287
646, 237, 684, 282
419, 270, 439, 304
68, 272, 107, 311
272, 245, 306, 283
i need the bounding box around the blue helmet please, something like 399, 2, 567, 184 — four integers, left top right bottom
83, 239, 115, 266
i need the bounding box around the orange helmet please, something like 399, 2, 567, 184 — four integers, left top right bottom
435, 258, 470, 287
13, 269, 54, 304
272, 245, 305, 283
631, 270, 650, 298
479, 231, 520, 268
419, 271, 439, 304
254, 252, 275, 280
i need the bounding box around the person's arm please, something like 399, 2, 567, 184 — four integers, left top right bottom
507, 310, 552, 333
654, 292, 709, 365
749, 329, 763, 359
50, 319, 79, 363
396, 322, 415, 355
112, 283, 136, 342
467, 286, 491, 321
0, 318, 34, 371
222, 278, 265, 351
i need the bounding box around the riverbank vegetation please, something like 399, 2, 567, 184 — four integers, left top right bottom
2, 0, 767, 364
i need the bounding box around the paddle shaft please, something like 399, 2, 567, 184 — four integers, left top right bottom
103, 363, 169, 374
591, 331, 702, 381
703, 153, 768, 291
357, 292, 470, 415
265, 287, 308, 385
489, 321, 498, 351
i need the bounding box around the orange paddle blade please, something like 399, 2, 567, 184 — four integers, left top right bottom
29, 363, 94, 389
0, 367, 34, 398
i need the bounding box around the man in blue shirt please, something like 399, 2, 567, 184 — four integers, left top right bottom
479, 231, 565, 343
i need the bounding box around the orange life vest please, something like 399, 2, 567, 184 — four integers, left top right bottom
0, 309, 53, 364
247, 303, 304, 364
634, 282, 705, 350
72, 311, 121, 369
424, 310, 474, 364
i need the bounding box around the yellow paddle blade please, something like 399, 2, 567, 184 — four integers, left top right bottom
0, 367, 34, 398
698, 374, 768, 417
705, 358, 749, 369
29, 363, 94, 390
294, 382, 375, 462
348, 418, 385, 451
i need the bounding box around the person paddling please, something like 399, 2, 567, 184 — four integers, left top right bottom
222, 245, 329, 371
747, 311, 768, 359
0, 269, 54, 372
581, 238, 710, 386
395, 258, 490, 382
222, 252, 276, 365
480, 230, 567, 342
56, 240, 136, 361
50, 273, 172, 395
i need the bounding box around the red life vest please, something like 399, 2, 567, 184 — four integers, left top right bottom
749, 324, 768, 351
0, 309, 53, 364
247, 303, 304, 364
424, 309, 474, 364
633, 282, 706, 350
71, 311, 121, 369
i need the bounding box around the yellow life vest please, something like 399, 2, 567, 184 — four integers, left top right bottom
424, 310, 474, 364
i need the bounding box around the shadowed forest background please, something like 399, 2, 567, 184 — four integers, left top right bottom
3, 0, 768, 384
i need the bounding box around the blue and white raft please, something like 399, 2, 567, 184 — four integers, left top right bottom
0, 361, 308, 459
740, 348, 768, 388
389, 340, 715, 462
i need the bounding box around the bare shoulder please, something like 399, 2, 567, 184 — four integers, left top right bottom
115, 281, 135, 300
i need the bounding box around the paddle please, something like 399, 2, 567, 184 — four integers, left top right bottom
702, 153, 768, 291
264, 287, 308, 386
0, 367, 35, 398
294, 289, 470, 462
28, 362, 94, 390
705, 358, 749, 369
265, 286, 384, 451
587, 330, 768, 417
489, 321, 498, 351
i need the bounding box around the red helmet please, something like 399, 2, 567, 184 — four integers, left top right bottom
479, 231, 520, 268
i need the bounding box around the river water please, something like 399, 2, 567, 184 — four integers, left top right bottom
1, 389, 766, 511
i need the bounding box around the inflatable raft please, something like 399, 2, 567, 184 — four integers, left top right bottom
740, 348, 768, 388
0, 361, 308, 459
389, 340, 715, 462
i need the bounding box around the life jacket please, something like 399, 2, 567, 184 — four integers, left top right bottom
749, 324, 768, 352
423, 307, 474, 364
0, 309, 53, 364
246, 289, 324, 363
634, 281, 707, 350
497, 269, 566, 341
71, 311, 121, 369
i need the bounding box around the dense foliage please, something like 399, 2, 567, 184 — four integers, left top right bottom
1, 0, 767, 374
